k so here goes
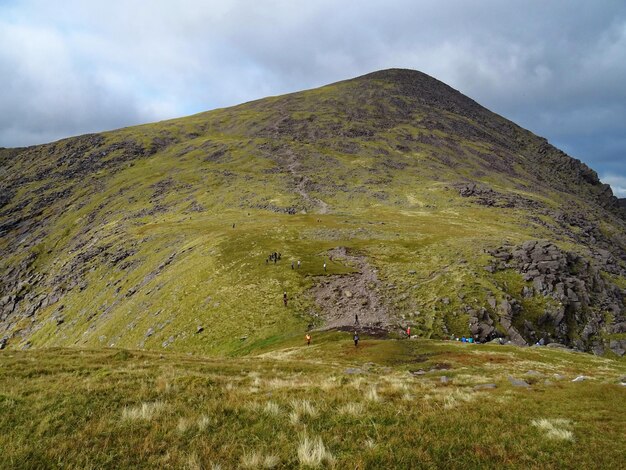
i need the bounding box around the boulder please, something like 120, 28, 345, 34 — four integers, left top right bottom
508, 376, 530, 387
609, 339, 626, 357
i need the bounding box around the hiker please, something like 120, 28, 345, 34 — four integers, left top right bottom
283, 291, 288, 307
353, 331, 359, 347
305, 333, 311, 346
232, 223, 235, 229
297, 260, 301, 269
406, 326, 411, 338
323, 262, 327, 272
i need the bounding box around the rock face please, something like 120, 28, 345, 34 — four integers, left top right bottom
483, 240, 626, 353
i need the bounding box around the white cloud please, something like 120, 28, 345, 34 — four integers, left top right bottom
0, 0, 625, 191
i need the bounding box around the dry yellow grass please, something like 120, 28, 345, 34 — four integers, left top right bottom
121, 401, 165, 421
297, 434, 334, 467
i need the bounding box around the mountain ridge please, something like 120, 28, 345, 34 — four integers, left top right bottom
0, 68, 625, 355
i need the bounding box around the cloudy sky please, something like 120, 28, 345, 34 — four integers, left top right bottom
1, 0, 625, 195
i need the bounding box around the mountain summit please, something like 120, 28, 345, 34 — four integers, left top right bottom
1, 69, 625, 355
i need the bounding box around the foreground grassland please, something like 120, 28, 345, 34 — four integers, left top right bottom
1, 336, 624, 469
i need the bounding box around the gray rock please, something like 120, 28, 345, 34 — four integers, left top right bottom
345, 368, 365, 375
440, 376, 450, 384
609, 339, 626, 357
145, 327, 154, 338
525, 370, 542, 376
571, 375, 587, 382
196, 325, 204, 334
508, 376, 530, 387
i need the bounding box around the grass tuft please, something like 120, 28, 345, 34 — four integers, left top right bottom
121, 401, 165, 421
297, 434, 334, 467
365, 386, 380, 402
263, 401, 282, 416
240, 450, 280, 469
531, 418, 574, 441
337, 402, 364, 416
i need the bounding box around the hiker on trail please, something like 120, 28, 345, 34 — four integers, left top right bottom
305, 333, 311, 346
297, 260, 301, 269
323, 262, 327, 272
283, 291, 288, 307
406, 326, 411, 338
354, 331, 359, 347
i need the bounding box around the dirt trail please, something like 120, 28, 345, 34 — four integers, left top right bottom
309, 247, 392, 331
283, 148, 330, 214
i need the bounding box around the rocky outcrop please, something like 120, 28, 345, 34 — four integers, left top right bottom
456, 182, 543, 209
484, 240, 626, 353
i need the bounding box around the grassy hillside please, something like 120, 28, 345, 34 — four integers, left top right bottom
1, 338, 624, 468
0, 69, 625, 355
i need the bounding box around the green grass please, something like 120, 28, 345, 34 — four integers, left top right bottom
0, 340, 624, 468
1, 68, 625, 359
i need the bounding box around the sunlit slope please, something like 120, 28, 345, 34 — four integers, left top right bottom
1, 69, 625, 354
1, 339, 625, 468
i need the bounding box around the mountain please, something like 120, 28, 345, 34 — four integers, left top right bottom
1, 68, 625, 355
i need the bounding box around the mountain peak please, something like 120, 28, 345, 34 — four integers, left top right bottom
0, 68, 625, 357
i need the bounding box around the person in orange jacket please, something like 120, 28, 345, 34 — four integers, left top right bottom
305, 333, 311, 346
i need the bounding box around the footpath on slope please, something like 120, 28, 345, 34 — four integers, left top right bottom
309, 247, 393, 335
